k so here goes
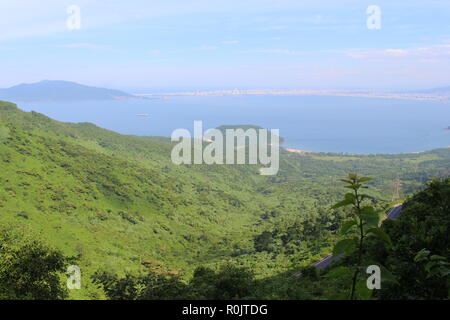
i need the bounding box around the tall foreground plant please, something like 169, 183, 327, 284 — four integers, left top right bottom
332, 174, 392, 300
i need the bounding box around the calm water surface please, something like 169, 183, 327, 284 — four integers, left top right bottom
17, 95, 450, 154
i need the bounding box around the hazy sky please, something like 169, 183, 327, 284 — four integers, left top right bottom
1, 0, 450, 91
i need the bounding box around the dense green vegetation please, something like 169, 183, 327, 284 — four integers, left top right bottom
92, 178, 449, 300
368, 178, 450, 299
330, 174, 393, 300
0, 227, 70, 300
0, 100, 448, 299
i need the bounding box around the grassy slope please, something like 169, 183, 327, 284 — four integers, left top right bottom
0, 100, 449, 298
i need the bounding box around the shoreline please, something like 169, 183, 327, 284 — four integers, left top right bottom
283, 147, 316, 154
282, 145, 450, 156
136, 90, 450, 102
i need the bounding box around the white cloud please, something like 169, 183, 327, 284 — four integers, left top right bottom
384, 49, 408, 56
149, 49, 163, 56
296, 69, 365, 78
259, 25, 289, 31
197, 45, 219, 51
238, 49, 305, 55
57, 43, 112, 50
149, 45, 219, 56
222, 40, 239, 45
0, 0, 356, 42
346, 43, 450, 60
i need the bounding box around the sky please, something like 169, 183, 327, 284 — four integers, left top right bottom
1, 0, 450, 92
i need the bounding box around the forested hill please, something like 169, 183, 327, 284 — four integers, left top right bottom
0, 80, 137, 102
0, 100, 449, 299
287, 178, 450, 300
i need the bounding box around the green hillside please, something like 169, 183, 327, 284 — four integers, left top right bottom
0, 100, 449, 299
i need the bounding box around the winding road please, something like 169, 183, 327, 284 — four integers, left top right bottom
315, 204, 403, 270
384, 204, 403, 220
292, 204, 403, 277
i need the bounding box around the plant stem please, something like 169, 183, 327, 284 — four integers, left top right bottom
350, 186, 364, 300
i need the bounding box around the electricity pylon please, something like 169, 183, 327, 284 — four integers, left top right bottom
391, 174, 402, 202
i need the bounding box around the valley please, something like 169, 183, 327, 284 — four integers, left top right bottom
1, 100, 449, 299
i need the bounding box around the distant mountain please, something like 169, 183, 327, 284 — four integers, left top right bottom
0, 80, 139, 102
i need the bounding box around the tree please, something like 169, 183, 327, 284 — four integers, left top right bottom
332, 174, 392, 300
92, 270, 189, 300
368, 178, 450, 299
190, 264, 256, 299
253, 231, 274, 252
0, 229, 69, 300
93, 263, 256, 300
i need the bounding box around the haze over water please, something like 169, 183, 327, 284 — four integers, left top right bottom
18, 95, 450, 154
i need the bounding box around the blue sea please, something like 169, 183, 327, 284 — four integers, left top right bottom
17, 95, 450, 154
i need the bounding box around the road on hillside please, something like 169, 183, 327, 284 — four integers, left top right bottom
314, 204, 403, 270
385, 204, 403, 220
292, 204, 404, 277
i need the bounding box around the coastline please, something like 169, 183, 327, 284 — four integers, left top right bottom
283, 147, 316, 154
136, 90, 450, 103
282, 145, 450, 156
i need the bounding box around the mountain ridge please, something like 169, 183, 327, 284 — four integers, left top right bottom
0, 80, 141, 102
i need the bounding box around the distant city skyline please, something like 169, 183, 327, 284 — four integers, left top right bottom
1, 0, 450, 91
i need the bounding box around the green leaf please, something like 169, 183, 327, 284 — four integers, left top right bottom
361, 215, 379, 228
340, 220, 357, 235
360, 206, 379, 227
430, 255, 446, 261
332, 198, 353, 209
333, 181, 360, 208
439, 268, 450, 278
323, 266, 352, 279
366, 228, 392, 247
359, 194, 376, 201
355, 279, 373, 300
379, 264, 398, 285
360, 206, 375, 215
333, 238, 358, 256
425, 261, 434, 274
414, 249, 430, 263
358, 177, 374, 183
344, 193, 356, 201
